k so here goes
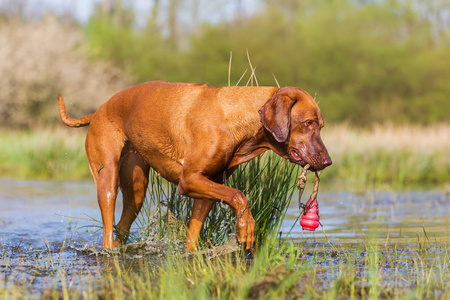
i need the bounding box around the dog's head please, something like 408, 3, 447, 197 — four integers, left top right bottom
259, 86, 332, 171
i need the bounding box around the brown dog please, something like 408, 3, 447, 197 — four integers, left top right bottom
59, 81, 332, 251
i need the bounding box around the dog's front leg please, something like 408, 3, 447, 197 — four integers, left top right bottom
178, 172, 255, 251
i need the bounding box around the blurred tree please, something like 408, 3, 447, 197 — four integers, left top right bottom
62, 0, 450, 125
0, 0, 25, 22
0, 0, 448, 127
0, 15, 130, 129
191, 0, 199, 33
102, 0, 111, 15
168, 0, 180, 51
416, 0, 450, 45
235, 0, 243, 20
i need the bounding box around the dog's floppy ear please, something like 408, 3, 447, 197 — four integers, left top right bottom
258, 92, 297, 143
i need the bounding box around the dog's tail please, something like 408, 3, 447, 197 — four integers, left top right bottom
58, 94, 93, 127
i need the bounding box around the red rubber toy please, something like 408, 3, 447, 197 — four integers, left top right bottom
300, 198, 319, 231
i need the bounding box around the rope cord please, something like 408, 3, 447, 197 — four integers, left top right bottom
297, 164, 320, 214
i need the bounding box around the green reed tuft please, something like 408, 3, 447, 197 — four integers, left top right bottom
130, 151, 300, 249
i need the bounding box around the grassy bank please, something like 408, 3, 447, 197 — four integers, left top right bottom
0, 128, 90, 180
1, 124, 448, 188
321, 124, 450, 190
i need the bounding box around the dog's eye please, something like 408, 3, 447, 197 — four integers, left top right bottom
303, 121, 314, 127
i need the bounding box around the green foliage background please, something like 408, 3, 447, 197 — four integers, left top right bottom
0, 0, 448, 183
0, 0, 448, 127
84, 0, 450, 125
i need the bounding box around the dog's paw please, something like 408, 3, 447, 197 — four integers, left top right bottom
236, 213, 255, 251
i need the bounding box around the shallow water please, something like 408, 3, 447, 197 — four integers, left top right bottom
0, 180, 449, 294
283, 190, 450, 244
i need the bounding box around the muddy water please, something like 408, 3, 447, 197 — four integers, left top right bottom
0, 180, 449, 293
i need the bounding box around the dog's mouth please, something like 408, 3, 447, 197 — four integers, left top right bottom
289, 147, 332, 171
289, 148, 306, 166
288, 148, 320, 172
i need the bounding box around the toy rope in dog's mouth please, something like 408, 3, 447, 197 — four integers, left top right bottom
297, 164, 321, 231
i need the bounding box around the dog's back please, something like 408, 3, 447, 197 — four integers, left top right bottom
90, 82, 277, 166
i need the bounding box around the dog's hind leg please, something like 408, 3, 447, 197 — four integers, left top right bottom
186, 198, 214, 251
115, 150, 150, 245
85, 126, 124, 249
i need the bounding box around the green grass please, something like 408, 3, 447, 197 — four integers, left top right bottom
320, 124, 450, 190
0, 127, 90, 180
1, 124, 449, 189
1, 233, 449, 299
